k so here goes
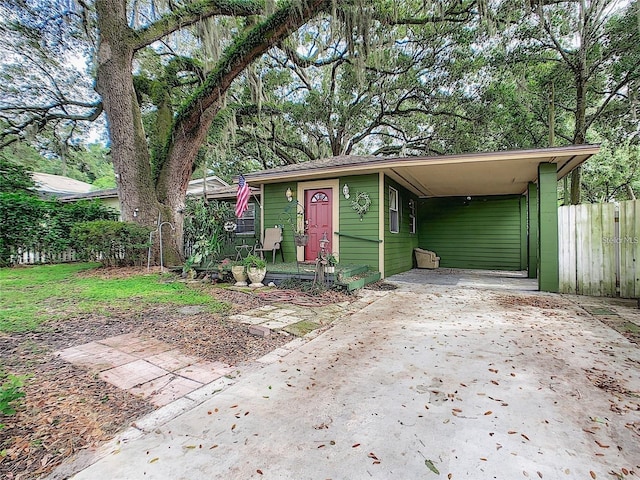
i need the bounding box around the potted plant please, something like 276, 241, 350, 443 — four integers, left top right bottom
325, 253, 338, 274
243, 254, 267, 287
230, 261, 248, 287
294, 230, 309, 247
280, 201, 308, 247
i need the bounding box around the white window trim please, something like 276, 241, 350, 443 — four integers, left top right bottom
409, 198, 417, 235
389, 187, 399, 234
235, 202, 256, 235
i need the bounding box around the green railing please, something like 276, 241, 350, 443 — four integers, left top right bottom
334, 231, 383, 244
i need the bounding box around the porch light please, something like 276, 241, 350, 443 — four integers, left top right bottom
343, 184, 350, 199
285, 187, 293, 202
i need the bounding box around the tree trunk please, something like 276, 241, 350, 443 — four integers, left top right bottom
95, 0, 160, 231
571, 67, 587, 204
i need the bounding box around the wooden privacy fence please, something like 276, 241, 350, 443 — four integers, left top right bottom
559, 200, 639, 298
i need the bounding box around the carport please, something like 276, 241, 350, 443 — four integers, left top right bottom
379, 144, 600, 292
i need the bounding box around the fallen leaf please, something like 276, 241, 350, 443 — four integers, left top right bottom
184, 445, 196, 449
257, 469, 263, 475
491, 380, 500, 385
594, 440, 609, 448
149, 457, 159, 463
521, 434, 530, 441
352, 443, 360, 448
480, 457, 487, 461
231, 424, 236, 430
489, 369, 498, 373
484, 411, 493, 415
537, 471, 542, 478
448, 474, 453, 479
230, 405, 238, 409
210, 444, 218, 449
590, 471, 596, 479
508, 431, 517, 434
425, 459, 440, 474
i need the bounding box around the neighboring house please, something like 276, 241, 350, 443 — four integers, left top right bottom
31, 172, 94, 198
59, 175, 252, 220
58, 175, 261, 253
242, 145, 600, 292
58, 187, 121, 213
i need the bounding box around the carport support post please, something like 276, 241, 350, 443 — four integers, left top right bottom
537, 163, 559, 292
527, 182, 538, 279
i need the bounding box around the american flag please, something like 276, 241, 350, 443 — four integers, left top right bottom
235, 174, 250, 218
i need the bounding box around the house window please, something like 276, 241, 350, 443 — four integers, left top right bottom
311, 192, 329, 202
389, 187, 399, 233
235, 202, 255, 235
409, 198, 417, 234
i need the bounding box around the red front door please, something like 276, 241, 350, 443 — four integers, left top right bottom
305, 189, 332, 261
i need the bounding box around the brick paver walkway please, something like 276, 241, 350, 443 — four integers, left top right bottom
56, 333, 233, 407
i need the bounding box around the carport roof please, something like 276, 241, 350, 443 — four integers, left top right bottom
244, 144, 599, 197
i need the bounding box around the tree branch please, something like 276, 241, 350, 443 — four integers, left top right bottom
133, 0, 265, 51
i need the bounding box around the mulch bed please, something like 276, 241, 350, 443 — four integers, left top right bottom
364, 281, 398, 291
0, 272, 350, 480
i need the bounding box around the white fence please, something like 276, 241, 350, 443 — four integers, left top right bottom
559, 200, 639, 298
11, 248, 79, 265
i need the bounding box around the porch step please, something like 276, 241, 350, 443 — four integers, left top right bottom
337, 270, 381, 292
338, 264, 370, 278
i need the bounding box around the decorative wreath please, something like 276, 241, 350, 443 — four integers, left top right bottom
351, 191, 371, 220
224, 221, 237, 232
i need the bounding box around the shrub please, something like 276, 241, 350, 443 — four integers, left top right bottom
183, 198, 237, 265
71, 220, 152, 267
0, 193, 117, 266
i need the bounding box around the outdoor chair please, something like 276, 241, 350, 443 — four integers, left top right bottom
414, 248, 440, 269
255, 227, 284, 263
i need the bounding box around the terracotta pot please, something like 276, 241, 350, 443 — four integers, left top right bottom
231, 265, 248, 287
247, 267, 266, 287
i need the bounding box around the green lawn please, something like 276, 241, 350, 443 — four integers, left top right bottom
0, 263, 228, 333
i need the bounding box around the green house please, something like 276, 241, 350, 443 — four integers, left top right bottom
243, 145, 599, 292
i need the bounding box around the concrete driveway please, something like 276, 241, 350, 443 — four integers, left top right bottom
61, 271, 640, 479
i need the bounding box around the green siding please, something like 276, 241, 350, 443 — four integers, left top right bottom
527, 182, 538, 278
418, 195, 523, 270
337, 175, 380, 269
537, 163, 559, 292
519, 196, 528, 270
384, 177, 420, 276
263, 183, 298, 263
262, 176, 380, 269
